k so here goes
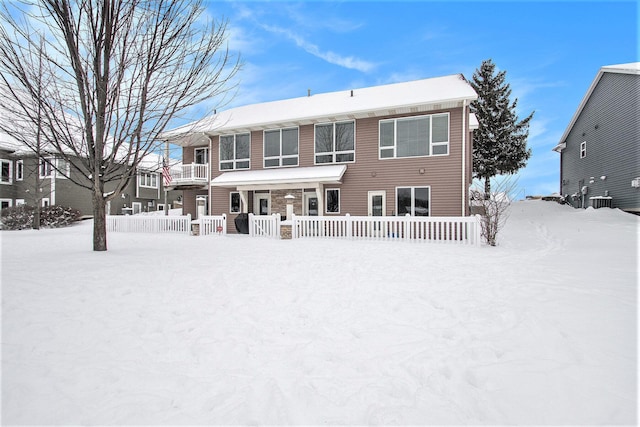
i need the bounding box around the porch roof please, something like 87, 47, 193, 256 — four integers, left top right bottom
211, 164, 347, 190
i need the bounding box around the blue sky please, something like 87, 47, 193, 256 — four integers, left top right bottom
195, 0, 637, 197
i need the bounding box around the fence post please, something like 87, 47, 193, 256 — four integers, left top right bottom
248, 213, 254, 237
404, 214, 411, 241
346, 213, 352, 239
474, 214, 482, 246
274, 213, 280, 239
222, 213, 227, 235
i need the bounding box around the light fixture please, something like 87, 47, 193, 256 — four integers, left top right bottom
419, 168, 425, 174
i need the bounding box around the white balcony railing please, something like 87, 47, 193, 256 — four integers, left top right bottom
169, 163, 208, 185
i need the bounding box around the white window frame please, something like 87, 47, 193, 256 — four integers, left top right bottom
379, 113, 450, 159
263, 127, 299, 168
0, 198, 12, 210
132, 201, 142, 215
16, 159, 23, 181
138, 171, 159, 189
229, 191, 242, 213
56, 158, 70, 179
314, 120, 355, 164
325, 188, 340, 214
580, 141, 587, 159
219, 133, 251, 171
41, 198, 50, 208
0, 159, 12, 184
395, 186, 431, 216
39, 157, 54, 178
15, 198, 25, 206
194, 147, 209, 165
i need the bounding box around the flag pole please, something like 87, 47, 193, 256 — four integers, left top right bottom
164, 140, 169, 216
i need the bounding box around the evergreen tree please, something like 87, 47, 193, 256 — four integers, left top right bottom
470, 59, 534, 195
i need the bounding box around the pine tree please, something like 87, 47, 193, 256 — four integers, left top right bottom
470, 59, 534, 195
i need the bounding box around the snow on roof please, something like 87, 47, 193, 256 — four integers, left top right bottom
211, 164, 347, 189
554, 62, 640, 151
165, 74, 478, 146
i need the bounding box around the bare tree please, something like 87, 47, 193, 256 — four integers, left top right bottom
470, 176, 517, 246
0, 0, 240, 250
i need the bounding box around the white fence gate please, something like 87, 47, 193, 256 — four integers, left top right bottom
196, 214, 227, 236
248, 213, 281, 238
292, 214, 481, 245
106, 214, 192, 234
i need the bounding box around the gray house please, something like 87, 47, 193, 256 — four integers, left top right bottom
0, 133, 181, 216
553, 62, 639, 213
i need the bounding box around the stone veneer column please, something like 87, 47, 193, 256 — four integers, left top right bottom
271, 189, 303, 217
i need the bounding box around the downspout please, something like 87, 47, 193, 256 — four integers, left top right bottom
206, 133, 212, 215
461, 100, 467, 216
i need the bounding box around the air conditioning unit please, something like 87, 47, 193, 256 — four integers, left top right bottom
632, 178, 640, 188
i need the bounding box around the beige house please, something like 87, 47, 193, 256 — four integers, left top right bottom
164, 74, 478, 232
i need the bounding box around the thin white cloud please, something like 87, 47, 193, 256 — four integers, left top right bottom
261, 24, 376, 73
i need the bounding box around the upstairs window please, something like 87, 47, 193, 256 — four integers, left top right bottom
0, 159, 12, 184
139, 172, 159, 188
264, 128, 299, 168
220, 133, 250, 170
580, 141, 587, 159
315, 121, 355, 164
39, 157, 54, 178
380, 113, 449, 158
194, 147, 209, 164
16, 160, 23, 181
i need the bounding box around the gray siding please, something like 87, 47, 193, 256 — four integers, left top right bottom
560, 72, 640, 211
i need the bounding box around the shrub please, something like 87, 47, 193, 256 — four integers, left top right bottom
0, 205, 81, 230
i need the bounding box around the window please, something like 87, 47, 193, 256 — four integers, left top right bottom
0, 160, 12, 184
580, 141, 587, 159
264, 128, 299, 168
380, 113, 449, 158
41, 198, 50, 208
0, 199, 11, 210
220, 133, 250, 170
39, 157, 54, 178
396, 186, 430, 216
56, 158, 70, 179
16, 199, 25, 206
16, 160, 23, 181
139, 172, 159, 188
194, 147, 209, 164
315, 121, 355, 164
325, 188, 340, 214
230, 191, 242, 213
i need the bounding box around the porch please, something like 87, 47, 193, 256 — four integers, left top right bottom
166, 163, 208, 190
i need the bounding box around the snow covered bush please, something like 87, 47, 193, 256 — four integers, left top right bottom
0, 205, 81, 230
470, 177, 517, 246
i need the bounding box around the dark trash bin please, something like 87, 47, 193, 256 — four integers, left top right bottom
234, 213, 249, 234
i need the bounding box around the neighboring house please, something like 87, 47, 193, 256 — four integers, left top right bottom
164, 74, 478, 232
553, 62, 640, 212
0, 132, 181, 216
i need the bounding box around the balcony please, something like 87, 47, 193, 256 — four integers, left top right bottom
166, 163, 208, 190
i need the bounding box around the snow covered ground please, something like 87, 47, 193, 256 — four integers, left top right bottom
1, 200, 637, 425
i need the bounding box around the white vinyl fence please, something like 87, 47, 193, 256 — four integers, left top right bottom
106, 214, 192, 234
292, 214, 481, 245
249, 213, 281, 238
196, 214, 227, 236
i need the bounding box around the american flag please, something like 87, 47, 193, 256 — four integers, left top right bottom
162, 157, 172, 187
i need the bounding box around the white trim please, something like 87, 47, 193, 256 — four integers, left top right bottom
325, 188, 340, 214
580, 141, 587, 159
39, 157, 54, 179
263, 127, 299, 168
314, 120, 356, 165
15, 198, 25, 206
0, 159, 12, 184
0, 198, 12, 209
462, 101, 467, 216
303, 191, 319, 216
229, 191, 242, 213
16, 159, 23, 181
41, 197, 50, 208
379, 112, 450, 160
138, 171, 159, 189
253, 192, 270, 215
132, 201, 142, 215
368, 190, 386, 216
194, 147, 209, 165
211, 164, 347, 189
219, 133, 251, 171
395, 186, 431, 216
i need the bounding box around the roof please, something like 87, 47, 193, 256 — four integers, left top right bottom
164, 74, 478, 146
211, 164, 347, 190
554, 62, 640, 152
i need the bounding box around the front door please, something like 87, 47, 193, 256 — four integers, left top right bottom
303, 192, 318, 216
368, 191, 386, 216
254, 193, 270, 215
